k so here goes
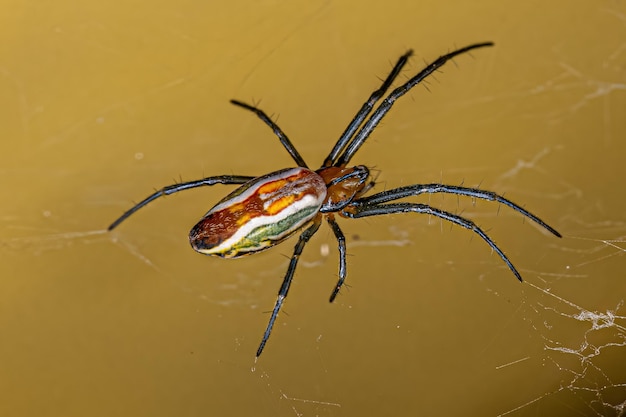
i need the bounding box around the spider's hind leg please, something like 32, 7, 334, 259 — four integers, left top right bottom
108, 175, 254, 230
256, 216, 322, 357
230, 100, 308, 168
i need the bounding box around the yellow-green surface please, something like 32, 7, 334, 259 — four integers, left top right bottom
2, 1, 625, 416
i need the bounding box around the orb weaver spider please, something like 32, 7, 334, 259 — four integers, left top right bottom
109, 42, 561, 357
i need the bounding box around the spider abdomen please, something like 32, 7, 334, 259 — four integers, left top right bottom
189, 167, 327, 258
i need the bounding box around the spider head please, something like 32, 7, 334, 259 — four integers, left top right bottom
316, 165, 370, 213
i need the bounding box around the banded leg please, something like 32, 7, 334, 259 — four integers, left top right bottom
256, 216, 322, 357
108, 175, 254, 230
356, 184, 561, 237
326, 216, 347, 302
336, 42, 493, 166
346, 202, 523, 282
230, 99, 308, 168
323, 49, 414, 167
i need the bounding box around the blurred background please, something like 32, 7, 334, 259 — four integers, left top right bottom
1, 1, 625, 416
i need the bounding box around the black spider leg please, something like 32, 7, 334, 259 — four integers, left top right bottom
326, 216, 347, 302
230, 99, 308, 168
108, 175, 254, 230
322, 49, 414, 167
345, 202, 524, 282
357, 184, 562, 237
257, 216, 322, 357
336, 42, 494, 167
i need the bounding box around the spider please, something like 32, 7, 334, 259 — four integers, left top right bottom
108, 42, 561, 357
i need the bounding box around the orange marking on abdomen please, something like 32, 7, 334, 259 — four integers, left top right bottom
266, 195, 296, 215
258, 178, 289, 194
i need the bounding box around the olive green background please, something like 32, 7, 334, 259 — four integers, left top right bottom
2, 1, 625, 416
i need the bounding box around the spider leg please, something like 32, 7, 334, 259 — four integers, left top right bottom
326, 215, 347, 302
346, 202, 523, 282
230, 100, 308, 168
257, 216, 322, 357
108, 175, 254, 230
336, 42, 494, 167
323, 49, 413, 167
357, 184, 561, 237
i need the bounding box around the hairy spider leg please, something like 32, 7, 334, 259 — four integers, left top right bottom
346, 202, 523, 281
357, 184, 562, 237
257, 216, 322, 357
323, 49, 414, 167
230, 99, 308, 168
326, 215, 347, 302
108, 175, 254, 230
336, 42, 494, 167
